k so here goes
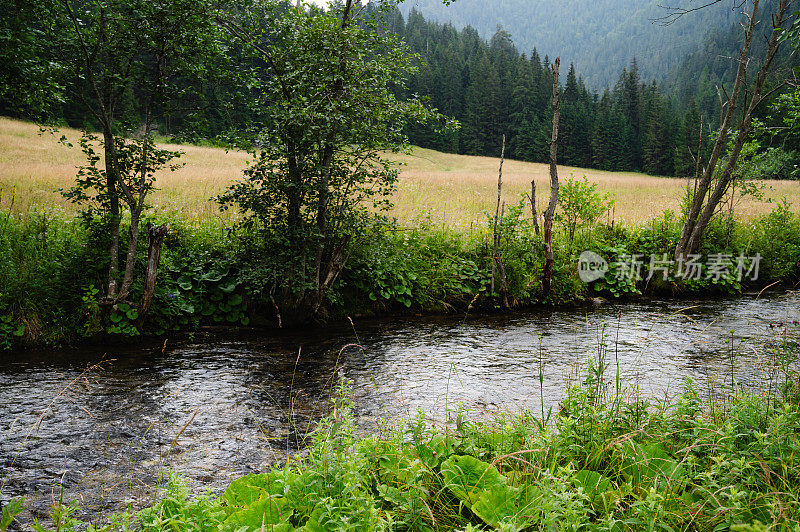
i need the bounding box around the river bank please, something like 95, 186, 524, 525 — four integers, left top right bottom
2, 199, 799, 351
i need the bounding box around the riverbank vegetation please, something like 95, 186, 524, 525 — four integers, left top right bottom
4, 335, 800, 530
2, 117, 800, 349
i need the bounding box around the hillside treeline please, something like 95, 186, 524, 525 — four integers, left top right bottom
397, 0, 738, 88
2, 1, 796, 178
390, 8, 701, 176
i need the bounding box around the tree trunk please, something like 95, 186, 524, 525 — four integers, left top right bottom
286, 139, 305, 285
674, 0, 764, 259
491, 135, 505, 296
102, 128, 122, 300
496, 202, 510, 308
542, 57, 561, 299
138, 224, 170, 320
530, 180, 540, 236
118, 205, 141, 300
312, 234, 351, 316
315, 142, 335, 293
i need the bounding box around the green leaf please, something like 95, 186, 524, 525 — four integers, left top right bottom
202, 271, 227, 283
472, 484, 541, 530
441, 455, 507, 506
573, 470, 612, 498
1, 498, 24, 530
573, 470, 619, 512
223, 473, 291, 508
221, 498, 292, 531
621, 442, 686, 494
177, 276, 193, 291
219, 282, 238, 294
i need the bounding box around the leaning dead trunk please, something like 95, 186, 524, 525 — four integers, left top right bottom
491, 135, 504, 296
542, 57, 561, 298
675, 0, 790, 259
529, 180, 540, 236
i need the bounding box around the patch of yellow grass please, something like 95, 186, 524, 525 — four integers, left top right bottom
0, 117, 248, 219
391, 148, 800, 230
2, 117, 798, 228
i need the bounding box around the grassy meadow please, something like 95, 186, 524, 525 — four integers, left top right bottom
3, 117, 799, 229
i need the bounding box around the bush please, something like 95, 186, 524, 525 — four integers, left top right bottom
556, 174, 614, 249
749, 197, 800, 282
740, 147, 800, 181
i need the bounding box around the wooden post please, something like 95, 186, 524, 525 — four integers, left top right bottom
491, 135, 505, 295
542, 57, 561, 298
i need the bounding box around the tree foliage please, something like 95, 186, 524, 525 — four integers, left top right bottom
218, 0, 447, 318
2, 0, 230, 318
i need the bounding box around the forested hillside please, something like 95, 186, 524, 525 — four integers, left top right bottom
398, 0, 739, 88
667, 0, 798, 127
384, 7, 700, 176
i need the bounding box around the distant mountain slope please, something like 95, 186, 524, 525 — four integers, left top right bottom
398, 0, 739, 88
666, 0, 797, 126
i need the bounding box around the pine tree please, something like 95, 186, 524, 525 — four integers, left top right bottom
674, 99, 702, 177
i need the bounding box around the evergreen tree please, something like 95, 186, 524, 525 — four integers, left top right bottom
674, 99, 702, 177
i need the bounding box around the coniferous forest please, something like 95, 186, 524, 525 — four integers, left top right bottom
387, 4, 799, 176
397, 0, 741, 88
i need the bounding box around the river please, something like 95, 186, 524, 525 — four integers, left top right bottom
1, 291, 798, 522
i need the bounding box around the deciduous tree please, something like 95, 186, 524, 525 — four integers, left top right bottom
4, 0, 229, 319
218, 0, 448, 319
674, 0, 795, 259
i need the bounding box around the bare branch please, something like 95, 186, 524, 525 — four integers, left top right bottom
653, 0, 747, 26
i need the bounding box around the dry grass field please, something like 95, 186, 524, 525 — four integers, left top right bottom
2, 117, 798, 229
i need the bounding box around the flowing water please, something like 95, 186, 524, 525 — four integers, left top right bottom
1, 292, 798, 522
